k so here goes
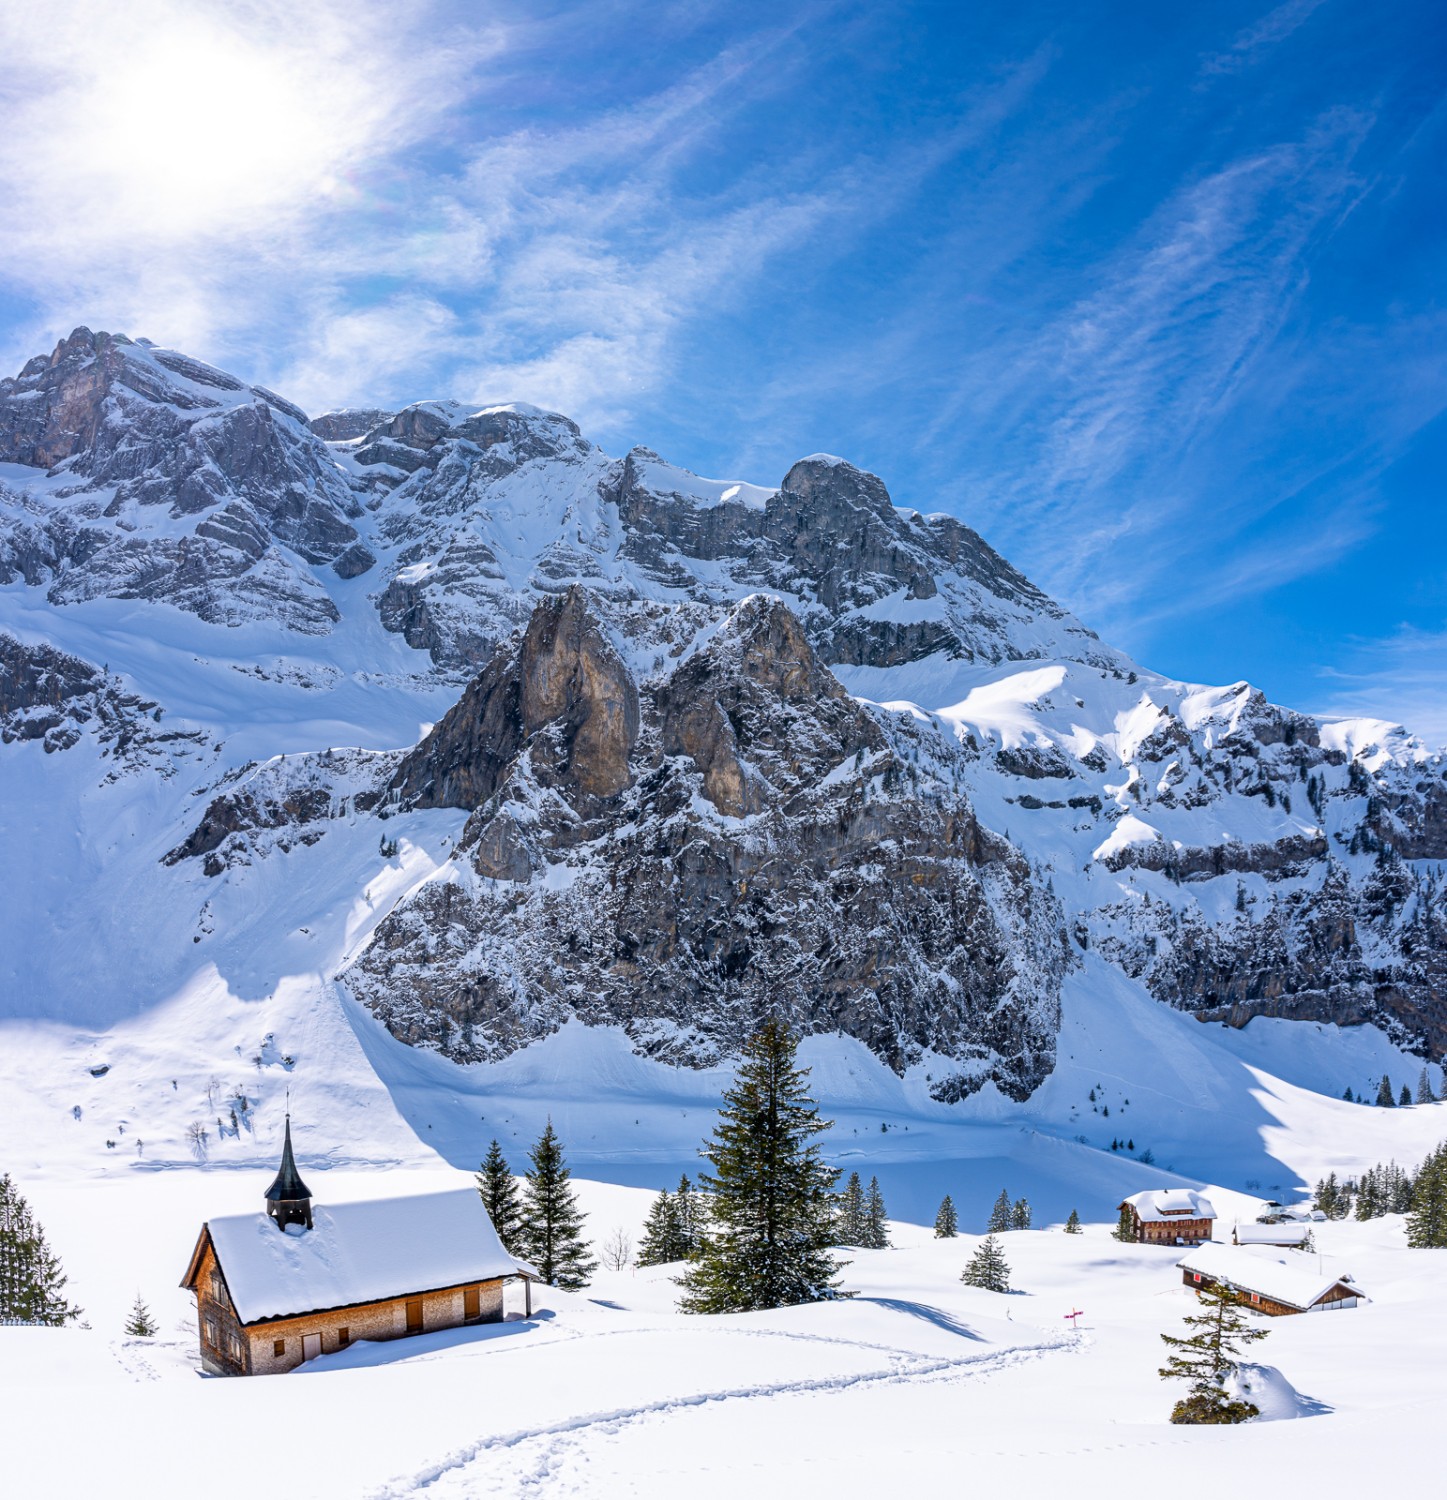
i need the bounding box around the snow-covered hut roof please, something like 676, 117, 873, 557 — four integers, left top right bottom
1234, 1222, 1313, 1246
197, 1189, 538, 1325
1177, 1244, 1361, 1312
1121, 1188, 1216, 1222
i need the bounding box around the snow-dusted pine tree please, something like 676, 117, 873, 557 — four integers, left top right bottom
1377, 1075, 1396, 1107
865, 1177, 890, 1248
0, 1174, 81, 1325
637, 1189, 686, 1266
678, 1020, 844, 1314
1113, 1204, 1136, 1242
476, 1139, 523, 1252
987, 1189, 1013, 1233
123, 1293, 157, 1337
1418, 1068, 1435, 1106
675, 1175, 704, 1257
1406, 1143, 1447, 1248
960, 1234, 1010, 1292
934, 1195, 958, 1238
1160, 1278, 1269, 1423
1064, 1209, 1082, 1234
517, 1121, 596, 1290
1011, 1197, 1032, 1231
836, 1172, 867, 1246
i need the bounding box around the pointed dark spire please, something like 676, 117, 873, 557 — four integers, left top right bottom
264, 1114, 313, 1231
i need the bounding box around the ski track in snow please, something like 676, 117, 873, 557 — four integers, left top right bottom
369, 1325, 1080, 1497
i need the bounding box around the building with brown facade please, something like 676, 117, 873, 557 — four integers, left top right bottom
1176, 1242, 1363, 1316
180, 1118, 537, 1376
1118, 1188, 1216, 1245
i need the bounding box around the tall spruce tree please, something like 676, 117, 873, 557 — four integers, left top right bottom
1160, 1278, 1269, 1424
865, 1176, 890, 1249
637, 1188, 686, 1266
960, 1234, 1011, 1292
934, 1195, 959, 1239
476, 1139, 523, 1252
675, 1175, 703, 1257
1011, 1197, 1032, 1231
1064, 1209, 1082, 1234
1406, 1143, 1447, 1248
1418, 1068, 1435, 1106
987, 1189, 1013, 1233
1114, 1203, 1137, 1242
678, 1019, 844, 1314
123, 1293, 158, 1337
517, 1121, 596, 1290
0, 1174, 81, 1325
1377, 1074, 1396, 1107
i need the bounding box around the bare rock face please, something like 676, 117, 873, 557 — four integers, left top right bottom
347, 590, 1067, 1097
0, 329, 370, 633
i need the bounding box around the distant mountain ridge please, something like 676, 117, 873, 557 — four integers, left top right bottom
1, 327, 1444, 1100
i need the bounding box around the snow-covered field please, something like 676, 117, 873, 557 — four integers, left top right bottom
6, 980, 1446, 1498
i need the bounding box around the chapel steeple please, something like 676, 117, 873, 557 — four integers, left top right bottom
263, 1114, 313, 1231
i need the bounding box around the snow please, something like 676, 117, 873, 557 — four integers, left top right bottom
1234, 1222, 1314, 1246
1175, 1243, 1361, 1311
1123, 1187, 1217, 1222
203, 1190, 537, 1323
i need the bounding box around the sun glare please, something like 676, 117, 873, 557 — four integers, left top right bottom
76, 25, 355, 235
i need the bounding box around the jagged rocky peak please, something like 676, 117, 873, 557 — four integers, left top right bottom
0, 328, 375, 633
349, 585, 1067, 1096
390, 583, 638, 813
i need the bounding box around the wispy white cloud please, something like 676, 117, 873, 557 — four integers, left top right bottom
1200, 0, 1330, 77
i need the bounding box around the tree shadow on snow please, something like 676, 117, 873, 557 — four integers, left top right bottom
858, 1297, 987, 1341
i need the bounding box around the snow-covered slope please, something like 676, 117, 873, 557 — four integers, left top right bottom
2, 326, 1446, 1182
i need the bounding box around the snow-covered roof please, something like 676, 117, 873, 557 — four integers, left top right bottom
1122, 1188, 1216, 1222
1234, 1222, 1312, 1245
201, 1190, 537, 1325
1177, 1244, 1360, 1311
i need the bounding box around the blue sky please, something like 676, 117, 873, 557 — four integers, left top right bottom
0, 0, 1443, 735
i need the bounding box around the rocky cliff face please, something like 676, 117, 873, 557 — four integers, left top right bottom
5, 326, 1447, 1084
346, 589, 1066, 1097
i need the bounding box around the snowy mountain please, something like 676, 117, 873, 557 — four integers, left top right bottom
2, 326, 1445, 1147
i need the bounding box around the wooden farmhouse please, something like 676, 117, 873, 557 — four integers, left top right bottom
1177, 1243, 1363, 1317
1118, 1188, 1216, 1245
180, 1118, 537, 1376
1232, 1221, 1313, 1249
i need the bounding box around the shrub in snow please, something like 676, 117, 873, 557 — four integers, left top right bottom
123, 1294, 158, 1338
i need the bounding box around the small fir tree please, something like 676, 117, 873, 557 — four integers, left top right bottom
517, 1121, 597, 1290
960, 1234, 1011, 1293
123, 1293, 157, 1337
636, 1188, 686, 1267
1406, 1143, 1447, 1248
1341, 1085, 1354, 1102
1064, 1209, 1082, 1234
0, 1174, 82, 1325
1011, 1197, 1032, 1232
476, 1139, 523, 1252
1160, 1277, 1269, 1424
678, 1020, 844, 1314
1114, 1203, 1137, 1242
934, 1195, 959, 1239
836, 1172, 868, 1246
987, 1189, 1013, 1233
865, 1176, 890, 1249
1377, 1074, 1396, 1107
1400, 1084, 1414, 1107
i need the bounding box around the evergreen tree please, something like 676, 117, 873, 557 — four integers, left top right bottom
517, 1121, 596, 1290
1064, 1209, 1082, 1234
675, 1175, 703, 1257
1341, 1085, 1354, 1102
1114, 1204, 1137, 1242
1400, 1084, 1414, 1107
678, 1020, 844, 1314
1406, 1143, 1447, 1248
1377, 1074, 1396, 1107
476, 1139, 523, 1252
865, 1176, 890, 1249
960, 1234, 1011, 1293
0, 1174, 82, 1325
987, 1189, 1013, 1233
1418, 1068, 1435, 1106
934, 1195, 958, 1239
636, 1188, 686, 1267
836, 1171, 868, 1246
1160, 1278, 1269, 1424
1011, 1197, 1032, 1232
123, 1293, 157, 1338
